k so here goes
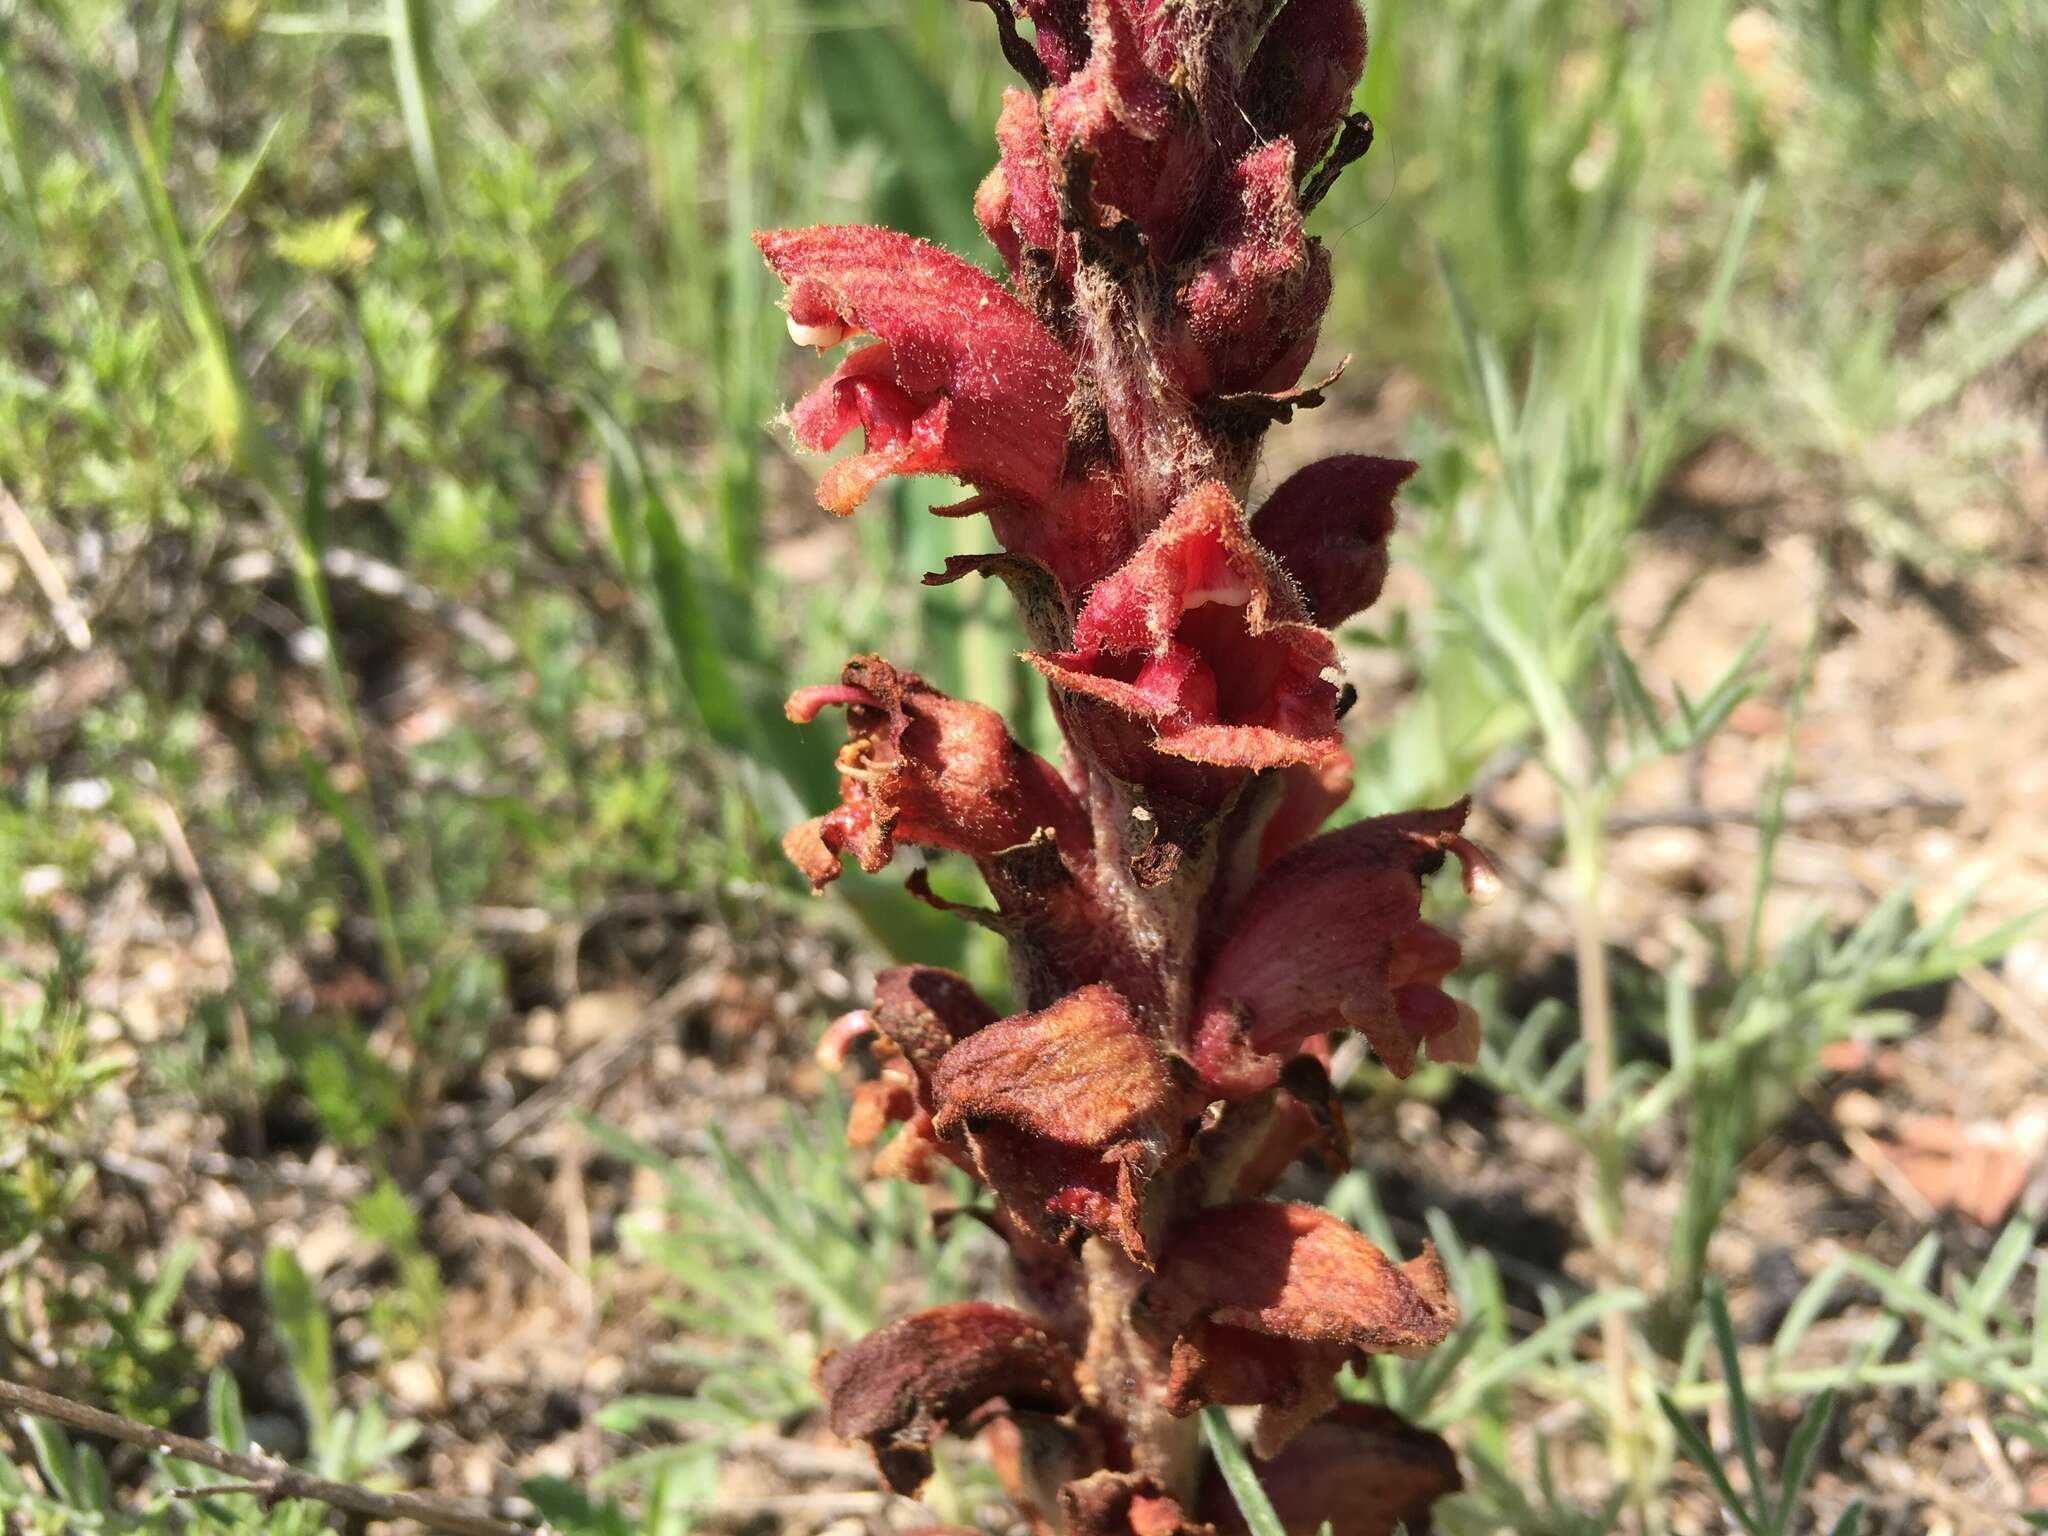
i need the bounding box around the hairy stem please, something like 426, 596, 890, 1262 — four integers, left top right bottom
1079, 1241, 1201, 1502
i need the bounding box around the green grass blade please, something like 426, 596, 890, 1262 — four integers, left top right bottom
1658, 1392, 1764, 1536
1431, 1288, 1646, 1425
1771, 1389, 1837, 1534
386, 0, 446, 224
263, 1245, 335, 1442
150, 0, 186, 164
207, 1370, 249, 1456
1203, 1407, 1287, 1536
21, 1417, 78, 1505
0, 36, 38, 249
1705, 1280, 1767, 1515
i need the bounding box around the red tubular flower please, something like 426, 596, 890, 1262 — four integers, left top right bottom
1020, 0, 1091, 82
818, 1303, 1084, 1494
980, 89, 1072, 289
1044, 0, 1208, 257
1167, 141, 1333, 398
1143, 1203, 1456, 1455
1249, 455, 1414, 627
1190, 801, 1499, 1095
933, 984, 1184, 1261
782, 655, 1090, 891
757, 226, 1074, 515
1242, 0, 1369, 168
1028, 483, 1343, 775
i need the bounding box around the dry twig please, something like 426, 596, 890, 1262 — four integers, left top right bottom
0, 1377, 530, 1536
0, 484, 91, 651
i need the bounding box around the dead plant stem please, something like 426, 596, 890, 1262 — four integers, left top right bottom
0, 1377, 529, 1536
1569, 805, 1643, 1532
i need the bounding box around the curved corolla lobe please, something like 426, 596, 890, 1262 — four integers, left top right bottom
1044, 0, 1209, 257
1140, 1201, 1455, 1455
1248, 454, 1413, 629
782, 656, 1091, 892
981, 87, 1072, 288
871, 964, 1002, 1100
818, 1303, 1083, 1495
757, 225, 1075, 514
932, 984, 1184, 1263
1027, 483, 1342, 777
1189, 799, 1498, 1095
1197, 1402, 1461, 1536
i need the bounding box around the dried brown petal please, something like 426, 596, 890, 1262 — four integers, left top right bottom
1144, 1203, 1455, 1453
1198, 1403, 1461, 1536
1192, 801, 1492, 1094
1062, 1470, 1215, 1536
818, 1304, 1082, 1495
872, 965, 1001, 1098
784, 655, 1090, 892
933, 985, 1182, 1261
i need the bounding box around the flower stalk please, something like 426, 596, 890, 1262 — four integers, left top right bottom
760, 5, 1492, 1531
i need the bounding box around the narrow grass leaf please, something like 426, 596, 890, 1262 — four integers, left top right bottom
207, 1369, 249, 1456
22, 1418, 78, 1505
150, 0, 186, 163
1658, 1393, 1764, 1536
263, 1244, 334, 1440
1769, 1258, 1848, 1370
1203, 1407, 1287, 1536
1705, 1280, 1766, 1511
1432, 1289, 1644, 1426
1964, 1218, 2034, 1326
1771, 1389, 1837, 1532
386, 0, 446, 224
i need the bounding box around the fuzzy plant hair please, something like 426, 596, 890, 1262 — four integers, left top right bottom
759, 3, 1496, 1531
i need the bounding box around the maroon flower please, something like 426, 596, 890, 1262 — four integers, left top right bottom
933, 984, 1184, 1262
1250, 455, 1415, 627
1028, 482, 1343, 776
1198, 1403, 1461, 1536
783, 655, 1089, 891
1064, 1470, 1214, 1536
1242, 0, 1369, 167
1144, 1202, 1456, 1455
765, 4, 1480, 1529
1166, 141, 1333, 399
819, 1303, 1083, 1494
1190, 801, 1499, 1095
757, 226, 1074, 515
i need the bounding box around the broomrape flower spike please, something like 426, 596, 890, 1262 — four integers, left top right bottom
761, 3, 1494, 1531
